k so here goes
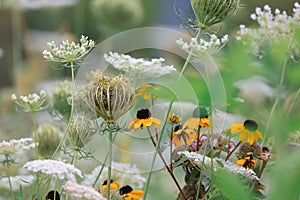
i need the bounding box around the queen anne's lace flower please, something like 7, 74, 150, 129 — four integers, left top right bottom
43, 35, 94, 64
11, 90, 47, 112
0, 138, 36, 156
176, 34, 228, 57
83, 162, 146, 189
23, 159, 82, 182
237, 3, 300, 57
64, 181, 106, 200
179, 151, 259, 181
103, 52, 176, 79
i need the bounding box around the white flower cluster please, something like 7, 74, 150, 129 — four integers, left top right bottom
43, 35, 95, 64
83, 162, 146, 189
179, 151, 259, 181
237, 3, 300, 56
103, 52, 176, 79
0, 138, 36, 156
24, 159, 82, 182
176, 34, 229, 57
64, 181, 106, 200
0, 175, 34, 191
11, 90, 47, 112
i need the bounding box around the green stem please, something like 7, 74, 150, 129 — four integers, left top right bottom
7, 174, 14, 200
33, 112, 38, 159
170, 124, 174, 171
52, 62, 75, 159
106, 125, 113, 200
264, 58, 287, 140
178, 30, 202, 80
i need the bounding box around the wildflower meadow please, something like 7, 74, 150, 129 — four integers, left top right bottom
1, 0, 300, 199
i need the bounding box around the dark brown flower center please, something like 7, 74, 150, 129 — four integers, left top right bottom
102, 179, 113, 185
119, 185, 133, 195
174, 124, 182, 132
244, 119, 258, 132
136, 108, 151, 119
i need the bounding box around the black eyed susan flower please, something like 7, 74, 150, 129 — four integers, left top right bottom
100, 179, 121, 195
235, 154, 256, 170
128, 108, 161, 131
168, 113, 181, 124
231, 119, 263, 145
119, 185, 144, 200
172, 124, 196, 147
46, 190, 60, 200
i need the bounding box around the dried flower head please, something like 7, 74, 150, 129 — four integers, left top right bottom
0, 138, 36, 157
190, 0, 239, 27
24, 159, 82, 182
239, 142, 262, 158
11, 90, 47, 112
35, 123, 62, 158
67, 114, 97, 148
82, 70, 135, 123
176, 34, 228, 57
64, 181, 106, 200
104, 52, 176, 80
42, 35, 94, 65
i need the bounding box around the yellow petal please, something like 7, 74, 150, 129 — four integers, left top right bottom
172, 137, 183, 147
231, 124, 245, 134
247, 132, 255, 145
130, 190, 144, 198
142, 118, 152, 127
151, 117, 161, 128
128, 119, 137, 129
255, 130, 264, 140
183, 118, 199, 130
134, 119, 143, 130
236, 159, 246, 166
239, 130, 248, 142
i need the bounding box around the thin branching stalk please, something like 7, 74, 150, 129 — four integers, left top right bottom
146, 127, 187, 200
7, 173, 14, 200
33, 112, 38, 159
225, 141, 241, 161
178, 29, 202, 79
52, 61, 76, 159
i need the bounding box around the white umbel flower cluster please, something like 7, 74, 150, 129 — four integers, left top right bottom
43, 35, 95, 64
176, 34, 228, 57
11, 90, 47, 112
179, 151, 259, 181
24, 159, 82, 182
0, 138, 36, 156
64, 181, 106, 200
83, 162, 146, 189
104, 52, 176, 79
237, 3, 300, 57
